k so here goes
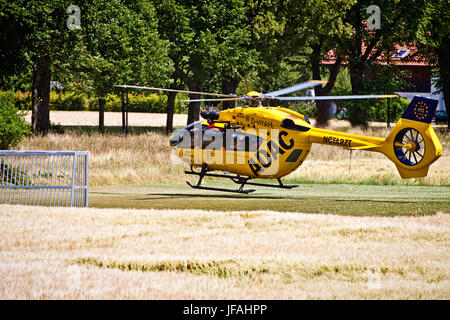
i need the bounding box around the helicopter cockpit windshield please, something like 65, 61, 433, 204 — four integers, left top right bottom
169, 121, 204, 148
170, 121, 262, 152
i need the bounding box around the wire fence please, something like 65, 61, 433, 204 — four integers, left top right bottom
0, 151, 88, 207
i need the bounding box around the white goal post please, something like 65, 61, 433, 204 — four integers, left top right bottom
0, 151, 88, 207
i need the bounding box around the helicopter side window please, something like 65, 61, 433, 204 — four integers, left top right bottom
172, 123, 261, 152
202, 127, 223, 149
232, 131, 261, 152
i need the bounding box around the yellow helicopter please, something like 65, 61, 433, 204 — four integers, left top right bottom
116, 82, 443, 194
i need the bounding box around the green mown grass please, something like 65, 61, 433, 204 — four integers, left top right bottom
89, 183, 450, 216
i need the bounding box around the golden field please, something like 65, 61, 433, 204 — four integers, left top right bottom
0, 205, 448, 299
2, 112, 447, 300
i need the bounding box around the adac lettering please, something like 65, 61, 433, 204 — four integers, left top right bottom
248, 130, 293, 176
323, 136, 352, 147
250, 117, 273, 128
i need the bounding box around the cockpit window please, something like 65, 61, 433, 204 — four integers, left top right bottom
171, 122, 262, 152
170, 121, 204, 148
231, 130, 261, 152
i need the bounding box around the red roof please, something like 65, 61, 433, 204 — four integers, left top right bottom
321, 44, 435, 67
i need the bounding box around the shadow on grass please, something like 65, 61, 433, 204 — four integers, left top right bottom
138, 193, 421, 204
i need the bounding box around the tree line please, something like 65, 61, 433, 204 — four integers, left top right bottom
1, 0, 448, 134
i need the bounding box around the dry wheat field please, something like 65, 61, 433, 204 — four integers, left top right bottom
0, 205, 448, 299
1, 113, 449, 299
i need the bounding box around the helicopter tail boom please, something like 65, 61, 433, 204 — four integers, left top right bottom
308, 97, 442, 179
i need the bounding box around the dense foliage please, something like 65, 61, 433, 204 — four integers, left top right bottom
0, 92, 31, 149
1, 91, 181, 113
0, 0, 447, 133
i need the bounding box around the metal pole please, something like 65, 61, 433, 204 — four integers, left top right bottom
387, 51, 391, 129
6, 156, 11, 204
37, 154, 43, 205
126, 88, 129, 137
85, 153, 89, 207
24, 155, 30, 205
62, 156, 67, 206
45, 155, 50, 205
50, 155, 56, 206
54, 156, 60, 207
12, 154, 18, 204
387, 98, 391, 129
70, 154, 76, 207
18, 155, 24, 205
31, 155, 36, 205
0, 155, 4, 203
121, 91, 125, 131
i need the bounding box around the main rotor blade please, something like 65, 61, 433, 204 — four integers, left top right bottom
264, 80, 327, 97
115, 85, 236, 98
179, 98, 243, 103
275, 94, 399, 101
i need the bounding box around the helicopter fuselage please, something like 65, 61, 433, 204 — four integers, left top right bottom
170, 101, 442, 180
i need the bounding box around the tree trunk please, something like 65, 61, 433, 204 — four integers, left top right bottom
349, 63, 367, 127
121, 93, 125, 130
310, 45, 341, 127
98, 98, 105, 134
436, 44, 450, 132
315, 100, 331, 127
32, 55, 51, 134
165, 91, 176, 134
221, 78, 240, 110
187, 80, 201, 125
347, 5, 369, 127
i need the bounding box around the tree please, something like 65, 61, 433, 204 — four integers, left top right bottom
0, 0, 78, 134
280, 0, 354, 127
154, 0, 259, 129
416, 0, 450, 131
0, 1, 32, 92
1, 0, 171, 135
343, 0, 427, 126
67, 0, 172, 134
0, 92, 31, 149
182, 0, 259, 121
205, 0, 259, 110
153, 0, 194, 133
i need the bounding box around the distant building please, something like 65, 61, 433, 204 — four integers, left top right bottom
321, 45, 445, 116
50, 81, 65, 91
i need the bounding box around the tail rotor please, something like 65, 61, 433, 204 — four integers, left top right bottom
394, 128, 425, 166
380, 96, 442, 178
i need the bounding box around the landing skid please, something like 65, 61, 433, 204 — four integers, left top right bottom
185, 165, 298, 194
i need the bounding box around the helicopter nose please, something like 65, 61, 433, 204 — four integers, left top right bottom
170, 135, 183, 147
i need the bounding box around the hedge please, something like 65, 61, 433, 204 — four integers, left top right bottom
0, 91, 31, 149
2, 90, 174, 113
88, 93, 168, 113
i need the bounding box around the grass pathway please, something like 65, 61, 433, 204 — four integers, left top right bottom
89, 183, 450, 216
